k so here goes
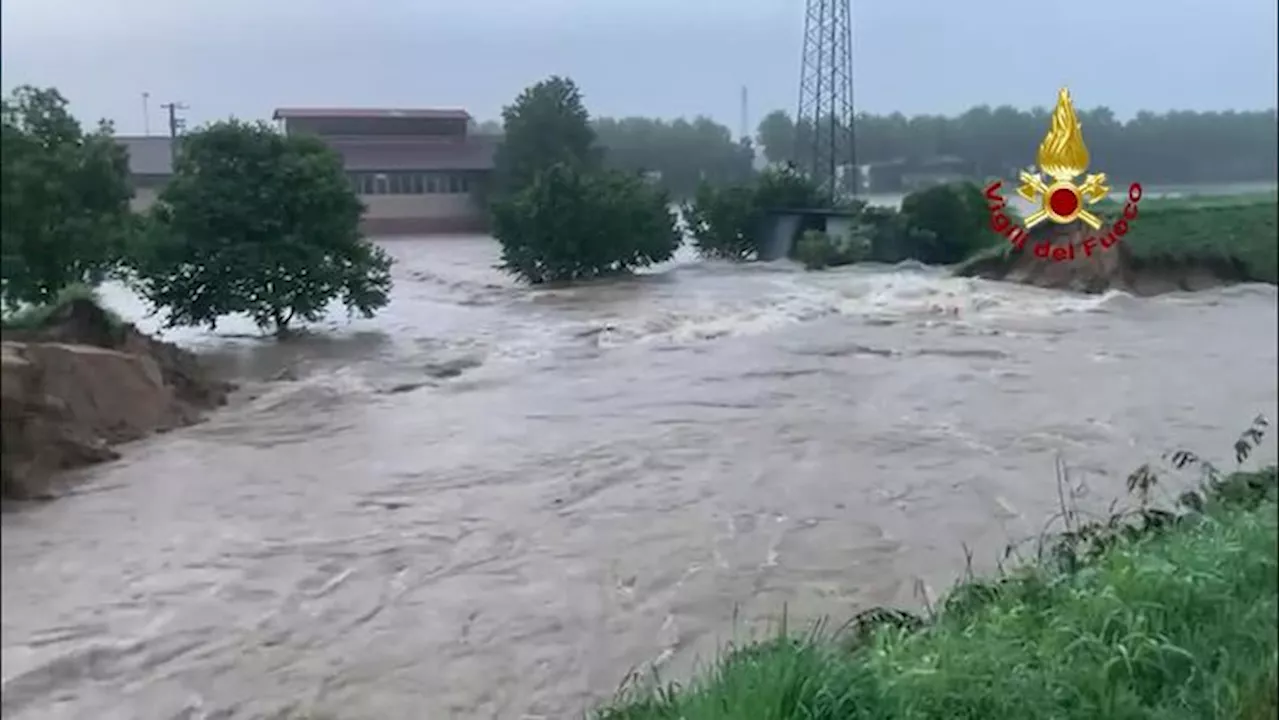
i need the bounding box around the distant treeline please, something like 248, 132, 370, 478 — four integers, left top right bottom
474, 105, 1279, 197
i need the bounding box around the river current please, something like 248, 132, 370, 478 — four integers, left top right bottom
2, 238, 1277, 719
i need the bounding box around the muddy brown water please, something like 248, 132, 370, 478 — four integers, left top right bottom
2, 238, 1277, 720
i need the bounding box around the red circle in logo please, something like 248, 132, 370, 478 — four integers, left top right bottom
1049, 187, 1080, 217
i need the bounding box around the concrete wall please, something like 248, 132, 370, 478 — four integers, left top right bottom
360, 193, 475, 219
127, 181, 487, 236
359, 194, 487, 236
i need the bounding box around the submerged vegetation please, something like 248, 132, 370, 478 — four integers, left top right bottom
684, 176, 994, 270
595, 418, 1279, 720
490, 77, 681, 284
1, 85, 395, 337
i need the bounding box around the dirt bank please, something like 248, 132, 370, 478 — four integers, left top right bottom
1, 299, 233, 501
954, 223, 1252, 295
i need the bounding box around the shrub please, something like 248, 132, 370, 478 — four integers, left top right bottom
684, 167, 825, 261
132, 120, 393, 337
491, 163, 681, 284
851, 205, 938, 263
899, 181, 994, 264
683, 183, 761, 260
0, 283, 122, 331
0, 86, 133, 311
754, 164, 826, 210
794, 229, 872, 271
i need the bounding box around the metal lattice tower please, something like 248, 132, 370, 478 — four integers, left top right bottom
795, 0, 856, 201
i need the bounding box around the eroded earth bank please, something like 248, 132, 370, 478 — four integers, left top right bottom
1, 299, 231, 501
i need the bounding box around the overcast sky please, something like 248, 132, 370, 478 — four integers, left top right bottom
2, 0, 1276, 135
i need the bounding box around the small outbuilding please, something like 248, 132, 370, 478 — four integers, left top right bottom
756, 207, 865, 261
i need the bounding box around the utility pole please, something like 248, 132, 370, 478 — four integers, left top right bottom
739, 85, 750, 143
159, 101, 188, 164
141, 92, 151, 136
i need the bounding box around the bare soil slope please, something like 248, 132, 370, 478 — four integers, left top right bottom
955, 223, 1241, 295
1, 299, 232, 500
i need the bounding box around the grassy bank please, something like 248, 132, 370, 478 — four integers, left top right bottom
595, 452, 1278, 719
1120, 193, 1278, 284
955, 191, 1278, 287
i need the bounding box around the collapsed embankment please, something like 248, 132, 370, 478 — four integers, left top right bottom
1, 298, 232, 501
956, 196, 1279, 295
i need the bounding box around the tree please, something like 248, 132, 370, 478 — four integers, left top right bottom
756, 110, 795, 165
684, 166, 826, 261
491, 76, 600, 196
133, 120, 393, 336
594, 115, 754, 198
754, 106, 1278, 191
0, 86, 133, 311
684, 182, 761, 260
898, 182, 992, 264
492, 163, 681, 284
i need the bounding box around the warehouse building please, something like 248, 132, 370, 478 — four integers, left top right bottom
118, 106, 498, 236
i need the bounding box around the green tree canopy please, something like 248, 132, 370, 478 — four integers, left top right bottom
492, 76, 601, 196
683, 165, 826, 261
593, 116, 754, 198
492, 163, 681, 284
0, 86, 133, 310
133, 120, 393, 336
480, 111, 756, 199
489, 77, 681, 284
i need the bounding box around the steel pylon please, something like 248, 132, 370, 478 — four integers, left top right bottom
795, 0, 856, 201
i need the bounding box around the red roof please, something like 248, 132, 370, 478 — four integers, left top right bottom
272, 107, 471, 121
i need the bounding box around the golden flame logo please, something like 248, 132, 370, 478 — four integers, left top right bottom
1016, 87, 1110, 230
1037, 89, 1090, 181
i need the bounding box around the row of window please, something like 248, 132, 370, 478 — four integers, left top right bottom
349, 172, 472, 195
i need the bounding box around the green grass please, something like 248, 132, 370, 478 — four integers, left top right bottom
594, 469, 1279, 720
1120, 196, 1278, 283
0, 283, 123, 332
957, 192, 1278, 285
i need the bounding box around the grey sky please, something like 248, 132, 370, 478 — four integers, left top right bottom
2, 0, 1276, 135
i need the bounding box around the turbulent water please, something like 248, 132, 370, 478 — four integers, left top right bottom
2, 238, 1277, 720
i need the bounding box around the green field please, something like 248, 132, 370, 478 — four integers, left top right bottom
1086, 191, 1278, 283
594, 466, 1279, 720
958, 191, 1278, 285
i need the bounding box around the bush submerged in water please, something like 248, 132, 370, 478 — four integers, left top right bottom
489, 76, 682, 284
492, 163, 681, 284
683, 166, 825, 261
793, 229, 871, 270
687, 175, 996, 268
893, 181, 994, 264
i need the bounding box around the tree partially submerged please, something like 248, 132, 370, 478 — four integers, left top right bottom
683, 165, 826, 260
898, 181, 993, 264
133, 120, 393, 336
491, 77, 681, 284
0, 86, 133, 311
492, 163, 680, 284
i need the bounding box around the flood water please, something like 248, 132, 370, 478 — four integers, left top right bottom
2, 237, 1277, 719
